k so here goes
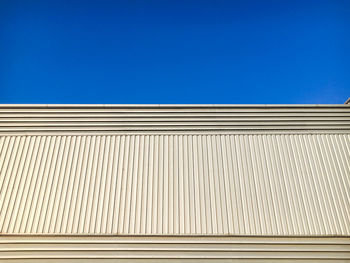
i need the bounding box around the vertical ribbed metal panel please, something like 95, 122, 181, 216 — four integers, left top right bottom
0, 134, 349, 235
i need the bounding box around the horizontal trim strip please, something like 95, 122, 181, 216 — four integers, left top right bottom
2, 121, 350, 126
1, 126, 350, 132
1, 237, 349, 260
1, 130, 349, 136
2, 117, 350, 122
0, 104, 349, 108
1, 110, 350, 114
2, 236, 350, 243
1, 105, 349, 133
2, 113, 350, 117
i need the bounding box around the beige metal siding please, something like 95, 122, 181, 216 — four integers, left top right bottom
0, 105, 349, 132
1, 236, 349, 261
1, 133, 349, 235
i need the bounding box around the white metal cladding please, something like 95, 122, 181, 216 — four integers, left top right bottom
0, 133, 349, 235
1, 236, 350, 261
0, 104, 350, 132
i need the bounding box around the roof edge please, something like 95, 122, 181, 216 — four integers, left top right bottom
0, 103, 350, 108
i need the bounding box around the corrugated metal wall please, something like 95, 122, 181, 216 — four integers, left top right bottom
1, 105, 350, 262
1, 133, 349, 235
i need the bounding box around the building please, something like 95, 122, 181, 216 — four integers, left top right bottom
0, 104, 349, 262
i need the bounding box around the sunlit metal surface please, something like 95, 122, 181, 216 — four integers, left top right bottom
1, 236, 349, 261
1, 104, 349, 262
0, 104, 349, 132
1, 133, 349, 235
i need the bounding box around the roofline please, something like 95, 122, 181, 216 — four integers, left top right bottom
0, 104, 349, 108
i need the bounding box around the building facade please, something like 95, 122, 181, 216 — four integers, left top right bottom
0, 104, 349, 262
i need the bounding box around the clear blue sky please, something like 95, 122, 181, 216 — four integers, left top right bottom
1, 0, 349, 104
